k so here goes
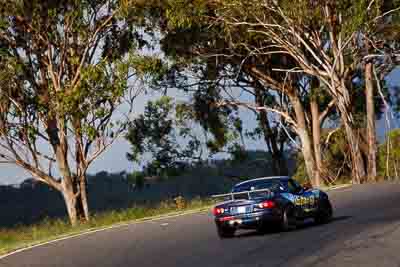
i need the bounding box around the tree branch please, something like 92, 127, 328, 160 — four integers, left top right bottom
216, 100, 299, 132
70, 11, 117, 91
319, 99, 336, 125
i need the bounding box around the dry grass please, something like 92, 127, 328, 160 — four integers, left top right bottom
0, 182, 351, 256
0, 197, 216, 256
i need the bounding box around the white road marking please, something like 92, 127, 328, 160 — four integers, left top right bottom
0, 208, 208, 260
0, 184, 352, 260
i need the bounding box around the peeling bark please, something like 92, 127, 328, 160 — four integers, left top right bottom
61, 177, 79, 226
80, 176, 90, 221
365, 62, 377, 181
289, 94, 316, 185
60, 176, 89, 226
339, 107, 366, 183
311, 99, 322, 187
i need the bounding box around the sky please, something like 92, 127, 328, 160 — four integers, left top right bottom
1, 68, 399, 185
0, 81, 260, 185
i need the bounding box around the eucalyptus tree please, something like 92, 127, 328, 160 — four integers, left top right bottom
160, 1, 340, 186
362, 0, 400, 181
126, 96, 204, 177
0, 0, 160, 225
211, 0, 400, 183
125, 0, 399, 185
128, 0, 297, 177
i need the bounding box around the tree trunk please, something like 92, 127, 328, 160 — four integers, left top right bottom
254, 82, 287, 175
56, 163, 89, 225
63, 195, 78, 226
271, 151, 288, 175
259, 111, 288, 175
365, 62, 377, 182
298, 129, 317, 186
311, 99, 323, 187
339, 105, 366, 183
60, 177, 90, 226
80, 176, 90, 221
73, 120, 91, 222
61, 178, 79, 226
289, 94, 316, 185
48, 119, 84, 225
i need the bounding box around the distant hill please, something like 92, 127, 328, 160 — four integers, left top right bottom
0, 150, 296, 228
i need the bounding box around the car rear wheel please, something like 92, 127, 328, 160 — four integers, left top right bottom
315, 199, 333, 224
257, 223, 270, 234
281, 205, 296, 231
217, 225, 235, 238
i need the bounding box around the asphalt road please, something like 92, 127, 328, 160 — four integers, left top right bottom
2, 182, 400, 267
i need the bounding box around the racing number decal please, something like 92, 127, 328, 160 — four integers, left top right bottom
294, 196, 306, 206
294, 195, 316, 210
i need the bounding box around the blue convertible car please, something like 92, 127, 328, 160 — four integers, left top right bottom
212, 176, 333, 238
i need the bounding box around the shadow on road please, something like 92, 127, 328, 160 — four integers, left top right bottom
234, 215, 353, 238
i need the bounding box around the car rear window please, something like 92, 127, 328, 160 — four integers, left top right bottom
232, 179, 283, 193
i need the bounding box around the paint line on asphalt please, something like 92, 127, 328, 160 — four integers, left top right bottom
0, 184, 352, 260
326, 184, 352, 191
0, 208, 210, 260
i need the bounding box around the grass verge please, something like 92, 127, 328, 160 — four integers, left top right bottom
0, 197, 217, 256
0, 184, 352, 257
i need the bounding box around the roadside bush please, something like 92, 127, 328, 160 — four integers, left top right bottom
378, 129, 400, 179
127, 171, 145, 190
174, 196, 186, 210
321, 129, 352, 184
291, 153, 308, 185
292, 128, 352, 185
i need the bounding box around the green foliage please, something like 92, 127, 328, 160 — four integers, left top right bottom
321, 129, 352, 182
0, 0, 169, 225
351, 82, 390, 126
193, 88, 230, 150
228, 143, 248, 163
292, 153, 308, 185
378, 129, 400, 179
127, 0, 249, 156
127, 171, 145, 190
126, 96, 201, 177
0, 0, 162, 175
293, 128, 352, 184
165, 0, 210, 28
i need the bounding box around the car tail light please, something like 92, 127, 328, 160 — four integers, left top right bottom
219, 216, 234, 222
213, 207, 225, 216
258, 200, 275, 209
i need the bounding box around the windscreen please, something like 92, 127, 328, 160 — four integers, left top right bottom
231, 179, 283, 199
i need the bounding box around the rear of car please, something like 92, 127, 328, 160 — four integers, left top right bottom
212, 178, 286, 237
213, 199, 281, 231
212, 176, 333, 238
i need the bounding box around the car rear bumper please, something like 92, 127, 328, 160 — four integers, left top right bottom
215, 210, 282, 230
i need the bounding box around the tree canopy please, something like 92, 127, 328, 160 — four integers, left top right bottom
0, 0, 161, 225
0, 0, 399, 226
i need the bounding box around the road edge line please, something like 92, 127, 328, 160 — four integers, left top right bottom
0, 206, 212, 260
0, 184, 352, 260
325, 184, 352, 191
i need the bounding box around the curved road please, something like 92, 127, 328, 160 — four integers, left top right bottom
2, 182, 400, 267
